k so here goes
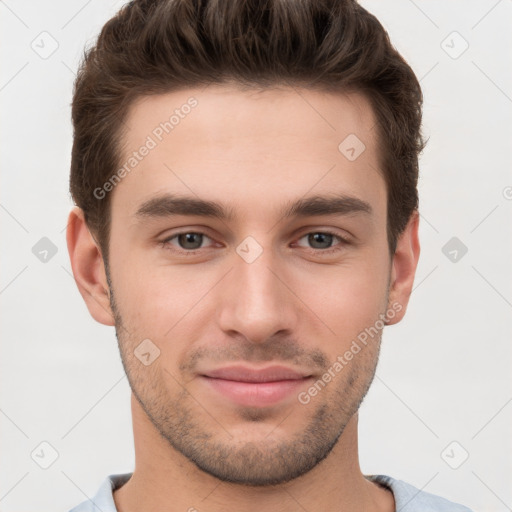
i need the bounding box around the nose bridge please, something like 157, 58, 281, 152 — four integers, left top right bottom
217, 236, 297, 343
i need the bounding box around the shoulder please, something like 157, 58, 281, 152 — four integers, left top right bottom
68, 473, 132, 512
367, 474, 474, 512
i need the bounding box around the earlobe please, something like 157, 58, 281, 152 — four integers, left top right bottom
386, 210, 420, 325
66, 207, 115, 326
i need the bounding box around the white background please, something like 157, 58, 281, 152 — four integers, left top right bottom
1, 1, 511, 511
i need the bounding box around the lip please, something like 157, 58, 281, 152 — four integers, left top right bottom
200, 365, 313, 407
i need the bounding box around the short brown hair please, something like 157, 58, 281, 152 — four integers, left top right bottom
70, 0, 426, 260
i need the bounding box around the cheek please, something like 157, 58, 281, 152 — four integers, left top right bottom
110, 252, 211, 345
108, 249, 165, 326
122, 279, 182, 332
302, 259, 389, 343
109, 225, 390, 343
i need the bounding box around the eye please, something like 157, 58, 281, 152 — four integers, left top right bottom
161, 232, 214, 253
160, 230, 350, 256
294, 231, 349, 254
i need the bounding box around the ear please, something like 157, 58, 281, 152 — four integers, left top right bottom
66, 207, 115, 326
386, 210, 420, 325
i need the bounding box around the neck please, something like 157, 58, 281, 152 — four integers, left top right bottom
113, 394, 394, 512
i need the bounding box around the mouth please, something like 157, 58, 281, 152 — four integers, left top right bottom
199, 365, 314, 407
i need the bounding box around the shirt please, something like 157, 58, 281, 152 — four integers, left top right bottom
68, 472, 474, 512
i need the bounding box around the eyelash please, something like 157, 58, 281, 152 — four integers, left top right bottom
159, 230, 350, 256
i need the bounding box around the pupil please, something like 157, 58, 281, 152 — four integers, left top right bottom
180, 233, 202, 249
310, 233, 332, 249
177, 233, 332, 251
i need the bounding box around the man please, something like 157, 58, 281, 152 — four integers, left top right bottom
66, 0, 473, 510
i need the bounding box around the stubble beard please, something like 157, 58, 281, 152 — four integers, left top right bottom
106, 273, 382, 486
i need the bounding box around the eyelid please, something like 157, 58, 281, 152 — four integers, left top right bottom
294, 226, 353, 243
159, 227, 351, 255
160, 230, 216, 252
293, 230, 350, 254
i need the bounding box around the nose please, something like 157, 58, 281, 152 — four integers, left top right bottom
216, 240, 299, 345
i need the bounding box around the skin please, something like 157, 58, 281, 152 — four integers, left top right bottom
67, 84, 420, 512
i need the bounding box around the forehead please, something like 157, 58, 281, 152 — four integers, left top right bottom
123, 84, 377, 154
111, 84, 385, 222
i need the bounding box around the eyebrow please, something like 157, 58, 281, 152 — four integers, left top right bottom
134, 193, 372, 222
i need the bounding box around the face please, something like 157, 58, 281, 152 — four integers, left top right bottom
103, 85, 396, 485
